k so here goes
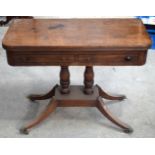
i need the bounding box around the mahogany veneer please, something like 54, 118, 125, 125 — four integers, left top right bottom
2, 19, 151, 134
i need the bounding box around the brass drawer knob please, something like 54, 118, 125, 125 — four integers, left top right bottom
125, 56, 132, 61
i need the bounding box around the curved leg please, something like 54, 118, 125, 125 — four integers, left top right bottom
96, 97, 133, 133
27, 84, 58, 101
96, 84, 126, 101
20, 97, 57, 134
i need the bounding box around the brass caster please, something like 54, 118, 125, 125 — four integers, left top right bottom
119, 95, 127, 101
20, 128, 29, 135
123, 127, 133, 134
27, 95, 35, 101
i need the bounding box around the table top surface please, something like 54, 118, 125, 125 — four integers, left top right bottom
2, 18, 151, 51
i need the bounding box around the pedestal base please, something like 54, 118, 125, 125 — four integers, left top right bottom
20, 85, 133, 135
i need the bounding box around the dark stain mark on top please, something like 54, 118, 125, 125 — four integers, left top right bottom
48, 24, 64, 30
32, 27, 38, 33
42, 36, 49, 40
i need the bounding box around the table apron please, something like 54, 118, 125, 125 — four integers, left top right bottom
6, 50, 147, 66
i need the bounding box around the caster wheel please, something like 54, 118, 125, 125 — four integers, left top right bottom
27, 95, 35, 101
123, 127, 133, 134
119, 95, 127, 101
20, 128, 29, 135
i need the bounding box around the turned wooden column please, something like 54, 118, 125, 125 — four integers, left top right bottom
83, 66, 94, 94
60, 66, 70, 94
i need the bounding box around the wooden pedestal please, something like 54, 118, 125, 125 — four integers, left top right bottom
20, 84, 133, 134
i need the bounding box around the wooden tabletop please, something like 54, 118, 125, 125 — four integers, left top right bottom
2, 18, 151, 51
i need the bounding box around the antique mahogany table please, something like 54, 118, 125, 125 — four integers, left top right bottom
2, 19, 151, 134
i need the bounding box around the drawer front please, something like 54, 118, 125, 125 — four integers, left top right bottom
7, 51, 147, 66
77, 53, 144, 65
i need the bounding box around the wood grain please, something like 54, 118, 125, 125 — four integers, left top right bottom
6, 50, 147, 66
2, 18, 151, 51
3, 18, 151, 66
